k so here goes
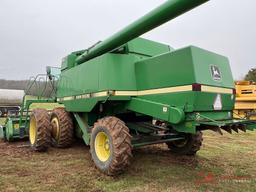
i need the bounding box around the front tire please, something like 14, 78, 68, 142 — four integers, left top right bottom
166, 131, 203, 155
90, 117, 132, 175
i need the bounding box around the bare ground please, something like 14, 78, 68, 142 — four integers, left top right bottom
0, 131, 256, 192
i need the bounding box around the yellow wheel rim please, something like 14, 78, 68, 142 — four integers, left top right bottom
51, 117, 60, 140
95, 132, 111, 162
29, 116, 37, 145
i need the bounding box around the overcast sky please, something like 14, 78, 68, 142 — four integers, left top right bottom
0, 0, 255, 80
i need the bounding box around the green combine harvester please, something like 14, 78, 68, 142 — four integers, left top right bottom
1, 0, 255, 175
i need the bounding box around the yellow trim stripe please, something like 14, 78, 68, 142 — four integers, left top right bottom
62, 96, 74, 101
57, 85, 233, 101
92, 91, 109, 97
201, 85, 233, 94
114, 85, 192, 96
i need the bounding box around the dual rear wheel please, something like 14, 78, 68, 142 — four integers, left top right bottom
29, 108, 73, 152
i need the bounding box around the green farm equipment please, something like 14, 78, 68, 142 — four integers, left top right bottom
2, 0, 256, 175
0, 68, 59, 141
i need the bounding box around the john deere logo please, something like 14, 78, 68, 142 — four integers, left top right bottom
210, 65, 221, 81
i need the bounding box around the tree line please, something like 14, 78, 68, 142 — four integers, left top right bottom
245, 68, 256, 82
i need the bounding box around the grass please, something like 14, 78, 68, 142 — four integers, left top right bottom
0, 131, 255, 192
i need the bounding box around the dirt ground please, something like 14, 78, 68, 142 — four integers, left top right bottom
0, 131, 256, 192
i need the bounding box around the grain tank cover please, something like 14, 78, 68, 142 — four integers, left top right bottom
135, 46, 234, 91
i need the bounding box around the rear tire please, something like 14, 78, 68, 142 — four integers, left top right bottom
166, 131, 203, 155
90, 116, 132, 175
50, 108, 74, 148
29, 109, 51, 152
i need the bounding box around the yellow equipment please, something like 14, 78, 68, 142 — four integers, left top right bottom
234, 81, 256, 120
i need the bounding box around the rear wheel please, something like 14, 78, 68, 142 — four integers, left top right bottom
166, 131, 203, 155
29, 109, 51, 152
50, 108, 74, 148
90, 116, 132, 175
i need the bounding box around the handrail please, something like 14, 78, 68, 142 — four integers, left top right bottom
18, 73, 59, 127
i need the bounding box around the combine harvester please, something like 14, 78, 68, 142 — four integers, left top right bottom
1, 0, 256, 175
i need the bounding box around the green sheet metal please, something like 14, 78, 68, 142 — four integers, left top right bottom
135, 46, 234, 90
73, 113, 91, 145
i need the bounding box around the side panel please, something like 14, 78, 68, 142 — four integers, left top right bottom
58, 53, 141, 112
57, 57, 100, 98
137, 92, 234, 112
62, 98, 99, 112
191, 46, 234, 88
99, 54, 138, 91
126, 92, 235, 121
135, 48, 195, 90
135, 46, 234, 91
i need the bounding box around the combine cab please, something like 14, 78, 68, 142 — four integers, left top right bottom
2, 0, 256, 175
234, 81, 256, 120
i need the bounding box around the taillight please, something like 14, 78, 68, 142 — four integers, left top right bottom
192, 83, 201, 91
232, 88, 236, 95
